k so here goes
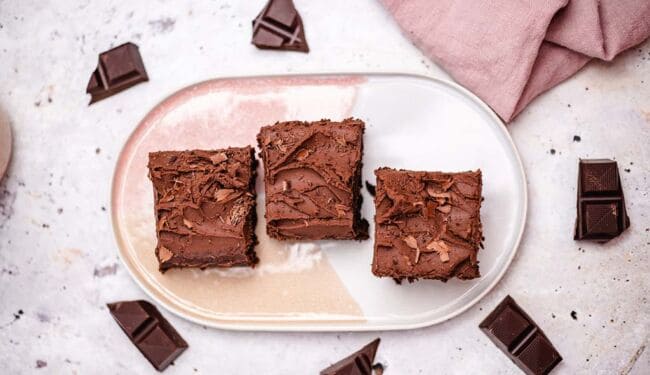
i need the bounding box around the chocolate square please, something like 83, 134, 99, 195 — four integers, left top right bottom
100, 43, 144, 85
86, 42, 148, 104
256, 119, 368, 241
580, 160, 619, 195
581, 199, 624, 236
480, 296, 562, 375
108, 300, 188, 371
148, 147, 258, 271
320, 339, 380, 375
515, 333, 563, 375
371, 168, 483, 282
575, 159, 629, 242
252, 0, 309, 52
489, 306, 534, 351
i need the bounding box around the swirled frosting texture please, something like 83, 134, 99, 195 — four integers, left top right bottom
372, 168, 483, 282
148, 147, 258, 272
257, 119, 369, 240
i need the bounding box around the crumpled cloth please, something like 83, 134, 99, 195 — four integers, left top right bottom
382, 0, 650, 122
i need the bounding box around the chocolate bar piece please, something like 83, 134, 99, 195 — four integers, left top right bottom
148, 147, 258, 271
252, 0, 309, 52
480, 296, 562, 375
107, 300, 188, 372
371, 168, 483, 282
86, 42, 148, 104
574, 159, 630, 242
320, 338, 380, 375
257, 119, 368, 240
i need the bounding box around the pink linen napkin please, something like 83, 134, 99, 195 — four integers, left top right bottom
382, 0, 650, 122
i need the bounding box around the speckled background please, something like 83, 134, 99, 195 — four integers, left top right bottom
0, 1, 648, 374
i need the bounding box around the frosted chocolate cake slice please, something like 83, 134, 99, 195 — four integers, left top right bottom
257, 118, 368, 240
372, 168, 483, 282
148, 147, 258, 272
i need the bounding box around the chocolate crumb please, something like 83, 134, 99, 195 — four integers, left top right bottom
552, 313, 556, 319
95, 148, 101, 155
365, 181, 376, 197
571, 311, 577, 320
35, 360, 47, 369
624, 168, 631, 173
101, 206, 106, 211
573, 135, 581, 142
57, 208, 63, 214
372, 363, 385, 375
550, 149, 556, 155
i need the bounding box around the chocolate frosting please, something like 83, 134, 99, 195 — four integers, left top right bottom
372, 168, 483, 281
257, 119, 368, 240
148, 147, 258, 271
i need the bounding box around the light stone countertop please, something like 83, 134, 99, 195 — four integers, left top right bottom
0, 1, 648, 374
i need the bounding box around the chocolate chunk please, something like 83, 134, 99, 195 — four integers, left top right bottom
371, 168, 483, 282
480, 296, 562, 375
252, 0, 309, 52
257, 119, 368, 240
320, 338, 380, 375
86, 42, 148, 104
574, 159, 630, 242
365, 181, 376, 197
148, 147, 258, 271
107, 300, 188, 371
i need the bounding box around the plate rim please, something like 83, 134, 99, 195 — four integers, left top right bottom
0, 112, 12, 181
110, 72, 528, 332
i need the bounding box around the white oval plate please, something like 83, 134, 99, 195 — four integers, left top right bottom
112, 74, 527, 331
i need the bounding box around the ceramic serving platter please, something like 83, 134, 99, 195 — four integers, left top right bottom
111, 73, 527, 331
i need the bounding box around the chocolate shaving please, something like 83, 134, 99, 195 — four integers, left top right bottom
209, 153, 228, 165
425, 240, 451, 262
215, 188, 236, 202
158, 246, 173, 262
403, 235, 421, 263
295, 149, 310, 161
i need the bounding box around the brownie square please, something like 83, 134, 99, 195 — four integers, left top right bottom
256, 118, 369, 240
147, 147, 258, 272
371, 168, 483, 281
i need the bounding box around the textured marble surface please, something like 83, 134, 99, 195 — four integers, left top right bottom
0, 1, 648, 374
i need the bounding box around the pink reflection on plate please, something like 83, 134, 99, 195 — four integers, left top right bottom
112, 75, 367, 327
